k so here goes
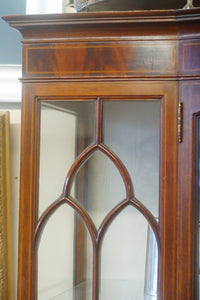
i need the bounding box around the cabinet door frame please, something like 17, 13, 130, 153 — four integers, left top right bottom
17, 80, 178, 300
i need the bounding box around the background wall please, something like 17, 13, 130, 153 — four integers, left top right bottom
26, 0, 62, 14
1, 3, 25, 298
0, 1, 24, 293
0, 0, 26, 64
0, 0, 63, 64
0, 65, 21, 300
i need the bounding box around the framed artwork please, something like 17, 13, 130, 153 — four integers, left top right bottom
0, 111, 13, 300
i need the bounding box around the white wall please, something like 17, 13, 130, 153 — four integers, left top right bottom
26, 0, 63, 14
0, 65, 22, 102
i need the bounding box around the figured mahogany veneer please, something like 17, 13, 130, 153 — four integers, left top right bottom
25, 42, 176, 77
2, 9, 200, 300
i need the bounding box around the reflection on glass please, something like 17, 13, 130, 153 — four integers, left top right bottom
38, 101, 95, 215
100, 206, 158, 300
144, 223, 158, 299
103, 101, 160, 217
37, 206, 93, 300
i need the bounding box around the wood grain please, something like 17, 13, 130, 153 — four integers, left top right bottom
24, 42, 176, 77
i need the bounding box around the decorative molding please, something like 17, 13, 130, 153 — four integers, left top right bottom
3, 8, 200, 27
0, 65, 21, 102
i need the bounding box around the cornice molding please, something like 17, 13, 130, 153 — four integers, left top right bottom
3, 8, 200, 28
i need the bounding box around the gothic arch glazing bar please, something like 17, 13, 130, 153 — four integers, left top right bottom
63, 97, 134, 200
97, 197, 160, 251
34, 196, 97, 249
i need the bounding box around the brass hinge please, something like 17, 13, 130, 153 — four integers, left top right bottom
178, 102, 183, 143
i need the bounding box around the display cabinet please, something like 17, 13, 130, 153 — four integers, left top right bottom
3, 9, 200, 300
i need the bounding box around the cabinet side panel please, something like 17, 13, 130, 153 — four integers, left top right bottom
177, 82, 200, 300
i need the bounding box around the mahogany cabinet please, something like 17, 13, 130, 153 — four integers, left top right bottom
3, 9, 200, 300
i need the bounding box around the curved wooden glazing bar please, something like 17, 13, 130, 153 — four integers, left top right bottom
63, 97, 134, 200
63, 143, 134, 200
34, 195, 160, 300
97, 197, 160, 251
34, 196, 97, 249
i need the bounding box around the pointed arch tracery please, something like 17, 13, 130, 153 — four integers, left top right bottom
34, 195, 97, 250
35, 96, 160, 254
62, 142, 134, 201
97, 197, 160, 251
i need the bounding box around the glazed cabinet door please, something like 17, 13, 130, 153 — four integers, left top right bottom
18, 81, 178, 300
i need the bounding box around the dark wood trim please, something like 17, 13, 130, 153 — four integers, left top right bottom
18, 76, 200, 83
17, 86, 39, 300
193, 113, 200, 300
73, 110, 89, 298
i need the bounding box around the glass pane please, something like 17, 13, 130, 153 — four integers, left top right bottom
38, 100, 95, 216
103, 101, 160, 217
70, 150, 126, 228
100, 206, 158, 300
37, 205, 93, 300
37, 99, 160, 300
